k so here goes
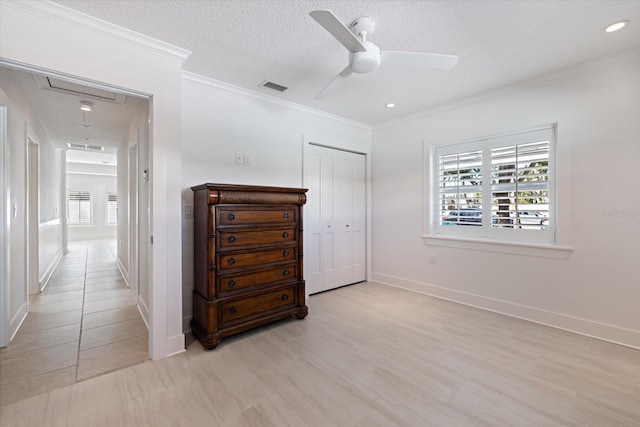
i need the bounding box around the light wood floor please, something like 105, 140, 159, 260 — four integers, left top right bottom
2, 281, 639, 426
0, 240, 148, 407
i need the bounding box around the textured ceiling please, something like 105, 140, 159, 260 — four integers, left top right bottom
52, 0, 640, 125
9, 0, 640, 152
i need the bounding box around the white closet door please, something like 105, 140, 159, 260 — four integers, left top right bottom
305, 144, 366, 294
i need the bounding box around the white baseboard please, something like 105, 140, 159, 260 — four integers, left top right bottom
115, 256, 129, 288
39, 249, 63, 292
372, 272, 640, 350
137, 295, 150, 329
166, 334, 186, 357
8, 302, 28, 343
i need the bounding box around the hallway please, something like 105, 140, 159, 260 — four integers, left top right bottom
0, 240, 148, 406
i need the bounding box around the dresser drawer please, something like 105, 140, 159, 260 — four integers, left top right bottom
218, 227, 296, 249
218, 207, 296, 226
218, 247, 296, 270
219, 264, 297, 294
221, 285, 296, 324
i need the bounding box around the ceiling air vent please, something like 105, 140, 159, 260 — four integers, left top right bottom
67, 142, 105, 151
261, 80, 288, 92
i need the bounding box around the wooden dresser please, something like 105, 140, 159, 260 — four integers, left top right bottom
191, 183, 308, 349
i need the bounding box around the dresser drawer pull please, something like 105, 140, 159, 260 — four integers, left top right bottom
281, 294, 289, 301
228, 280, 236, 287
229, 306, 238, 315
283, 212, 289, 219
227, 213, 235, 221
228, 236, 236, 243
283, 232, 289, 238
283, 270, 290, 276
283, 250, 290, 257
228, 258, 236, 265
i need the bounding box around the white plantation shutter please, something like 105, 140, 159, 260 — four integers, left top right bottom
434, 126, 555, 243
68, 190, 91, 225
491, 140, 550, 229
106, 192, 117, 225
439, 150, 483, 226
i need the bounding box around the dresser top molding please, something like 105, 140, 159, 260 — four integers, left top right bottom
191, 183, 308, 206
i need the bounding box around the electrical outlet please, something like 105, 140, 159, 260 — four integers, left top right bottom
429, 253, 437, 265
235, 152, 243, 164
184, 204, 194, 218
243, 154, 252, 166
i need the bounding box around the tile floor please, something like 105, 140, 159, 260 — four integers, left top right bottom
0, 240, 148, 406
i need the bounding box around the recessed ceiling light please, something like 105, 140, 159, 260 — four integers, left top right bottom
80, 101, 93, 112
604, 20, 629, 33
386, 103, 396, 108
80, 124, 92, 128
81, 137, 91, 141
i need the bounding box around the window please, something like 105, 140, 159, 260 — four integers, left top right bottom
433, 126, 555, 245
106, 192, 117, 225
68, 190, 92, 225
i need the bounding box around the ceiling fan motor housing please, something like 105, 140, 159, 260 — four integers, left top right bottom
350, 41, 380, 73
350, 16, 375, 38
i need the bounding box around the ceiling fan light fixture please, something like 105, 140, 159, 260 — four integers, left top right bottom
386, 103, 396, 108
604, 20, 629, 32
350, 42, 381, 73
80, 101, 93, 112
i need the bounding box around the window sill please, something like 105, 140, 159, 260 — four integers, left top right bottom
422, 235, 573, 259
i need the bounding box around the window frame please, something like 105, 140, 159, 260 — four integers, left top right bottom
426, 125, 561, 249
106, 191, 117, 226
67, 189, 92, 226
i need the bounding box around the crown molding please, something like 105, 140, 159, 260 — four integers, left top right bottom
374, 48, 640, 130
181, 72, 372, 131
2, 0, 191, 63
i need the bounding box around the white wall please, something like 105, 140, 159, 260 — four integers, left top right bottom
66, 169, 117, 241
0, 86, 28, 342
116, 97, 150, 285
180, 74, 372, 332
122, 104, 152, 327
0, 76, 63, 342
38, 132, 63, 287
372, 53, 640, 348
0, 1, 189, 359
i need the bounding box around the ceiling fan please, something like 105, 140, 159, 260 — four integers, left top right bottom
309, 10, 459, 99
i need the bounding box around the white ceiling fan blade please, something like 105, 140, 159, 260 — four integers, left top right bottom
382, 51, 459, 70
315, 66, 353, 100
309, 10, 366, 53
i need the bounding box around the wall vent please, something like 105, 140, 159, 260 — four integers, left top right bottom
67, 142, 105, 151
261, 80, 288, 92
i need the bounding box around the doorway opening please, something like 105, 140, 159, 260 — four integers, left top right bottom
0, 63, 152, 404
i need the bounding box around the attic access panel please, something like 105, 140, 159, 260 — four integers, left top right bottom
34, 75, 126, 104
